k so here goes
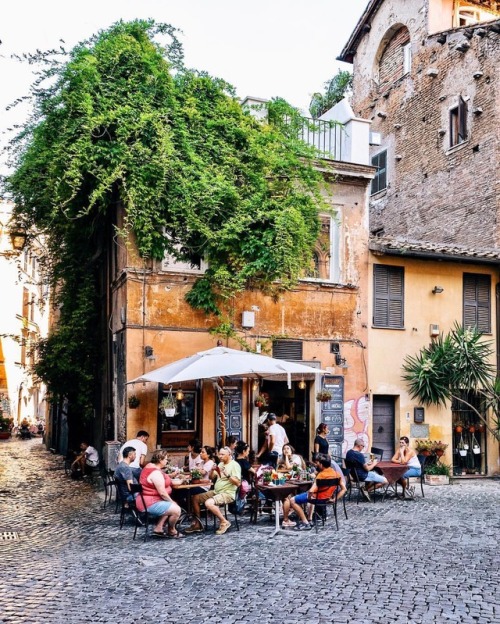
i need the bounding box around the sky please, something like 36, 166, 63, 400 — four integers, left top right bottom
0, 0, 368, 172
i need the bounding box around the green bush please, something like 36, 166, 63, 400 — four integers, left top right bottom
425, 462, 451, 476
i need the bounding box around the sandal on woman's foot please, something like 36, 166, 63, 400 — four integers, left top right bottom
282, 519, 296, 527
167, 531, 186, 539
152, 531, 168, 538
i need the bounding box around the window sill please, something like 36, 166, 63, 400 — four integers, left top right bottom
371, 325, 405, 330
370, 189, 387, 200
445, 139, 469, 156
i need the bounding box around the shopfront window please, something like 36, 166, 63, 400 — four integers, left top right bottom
160, 390, 197, 432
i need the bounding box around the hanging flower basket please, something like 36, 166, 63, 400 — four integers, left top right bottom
316, 391, 332, 403
254, 394, 268, 408
128, 395, 140, 409
160, 388, 177, 418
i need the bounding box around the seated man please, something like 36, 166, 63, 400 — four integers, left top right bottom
346, 438, 388, 501
71, 441, 99, 477
118, 431, 149, 481
185, 446, 241, 536
114, 446, 138, 504
282, 454, 346, 531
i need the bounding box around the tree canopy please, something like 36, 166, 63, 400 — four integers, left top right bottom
309, 70, 353, 119
3, 19, 326, 417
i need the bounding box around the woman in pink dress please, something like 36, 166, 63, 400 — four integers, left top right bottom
137, 450, 184, 538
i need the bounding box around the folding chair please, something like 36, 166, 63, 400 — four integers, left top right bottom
345, 460, 373, 503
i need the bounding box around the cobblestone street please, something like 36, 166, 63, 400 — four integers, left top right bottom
1, 438, 499, 624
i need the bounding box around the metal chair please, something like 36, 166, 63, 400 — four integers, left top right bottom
344, 460, 373, 503
370, 447, 384, 461
307, 477, 342, 532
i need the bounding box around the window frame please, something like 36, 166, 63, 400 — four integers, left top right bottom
371, 150, 387, 196
372, 264, 404, 329
463, 273, 491, 334
449, 97, 468, 148
402, 42, 412, 76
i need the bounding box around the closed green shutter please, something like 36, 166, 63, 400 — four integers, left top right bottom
373, 265, 404, 328
463, 273, 490, 333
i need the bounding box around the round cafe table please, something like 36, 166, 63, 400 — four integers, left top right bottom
257, 481, 312, 538
373, 461, 410, 499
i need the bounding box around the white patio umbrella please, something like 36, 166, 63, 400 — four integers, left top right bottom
128, 346, 326, 447
127, 346, 326, 386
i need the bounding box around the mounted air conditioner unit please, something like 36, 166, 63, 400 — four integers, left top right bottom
429, 324, 440, 337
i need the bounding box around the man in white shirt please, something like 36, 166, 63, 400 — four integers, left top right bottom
257, 413, 288, 468
71, 441, 99, 477
118, 430, 149, 480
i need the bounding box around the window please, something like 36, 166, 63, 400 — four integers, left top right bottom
301, 215, 340, 283
371, 150, 387, 195
373, 265, 404, 328
458, 8, 481, 26
160, 390, 197, 432
272, 340, 303, 361
450, 97, 467, 148
402, 42, 411, 75
463, 273, 490, 333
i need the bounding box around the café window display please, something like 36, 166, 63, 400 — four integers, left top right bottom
158, 385, 199, 449
452, 391, 487, 476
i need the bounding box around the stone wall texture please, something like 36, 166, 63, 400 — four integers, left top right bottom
349, 0, 500, 248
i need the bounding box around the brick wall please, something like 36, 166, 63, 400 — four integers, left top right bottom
378, 26, 410, 89
349, 0, 500, 248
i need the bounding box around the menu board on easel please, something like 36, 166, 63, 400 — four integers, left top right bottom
216, 381, 243, 443
320, 375, 344, 459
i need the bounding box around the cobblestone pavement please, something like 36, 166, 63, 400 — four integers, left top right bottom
1, 438, 500, 624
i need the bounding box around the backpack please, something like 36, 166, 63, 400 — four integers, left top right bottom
231, 481, 250, 515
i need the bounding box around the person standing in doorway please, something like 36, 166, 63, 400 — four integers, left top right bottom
257, 413, 288, 468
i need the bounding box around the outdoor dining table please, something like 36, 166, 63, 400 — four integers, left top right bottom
373, 461, 410, 499
257, 480, 313, 538
171, 480, 212, 529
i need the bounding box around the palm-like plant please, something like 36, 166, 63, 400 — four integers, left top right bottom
402, 323, 500, 441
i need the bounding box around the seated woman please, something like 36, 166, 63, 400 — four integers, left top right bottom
391, 436, 421, 495
137, 450, 184, 538
277, 443, 306, 472
235, 441, 256, 482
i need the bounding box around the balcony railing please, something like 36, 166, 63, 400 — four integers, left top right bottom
298, 117, 343, 161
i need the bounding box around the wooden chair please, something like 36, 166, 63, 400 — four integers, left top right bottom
345, 459, 374, 504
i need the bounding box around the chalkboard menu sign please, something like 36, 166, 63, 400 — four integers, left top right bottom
216, 381, 243, 443
320, 375, 344, 458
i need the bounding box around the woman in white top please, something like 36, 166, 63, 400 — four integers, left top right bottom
198, 446, 216, 490
278, 443, 306, 471
391, 436, 421, 490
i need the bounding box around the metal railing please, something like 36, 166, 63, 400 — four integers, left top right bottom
298, 117, 343, 161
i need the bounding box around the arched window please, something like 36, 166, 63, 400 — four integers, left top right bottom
376, 25, 411, 90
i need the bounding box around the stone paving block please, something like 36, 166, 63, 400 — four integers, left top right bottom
1, 438, 500, 623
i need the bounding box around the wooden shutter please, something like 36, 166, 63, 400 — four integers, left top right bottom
373, 265, 404, 328
272, 340, 303, 361
463, 273, 490, 332
458, 96, 467, 143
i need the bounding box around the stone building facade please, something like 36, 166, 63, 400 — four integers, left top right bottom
339, 0, 500, 475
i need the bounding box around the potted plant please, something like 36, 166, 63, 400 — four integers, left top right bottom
316, 390, 332, 403
414, 439, 433, 456
0, 416, 12, 439
190, 468, 203, 483
127, 394, 140, 409
160, 394, 177, 418
261, 468, 273, 484
424, 462, 451, 485
254, 394, 268, 408
431, 440, 448, 457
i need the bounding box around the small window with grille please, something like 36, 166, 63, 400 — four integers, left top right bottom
272, 340, 303, 361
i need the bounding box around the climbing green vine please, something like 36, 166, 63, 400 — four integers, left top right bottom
4, 19, 326, 421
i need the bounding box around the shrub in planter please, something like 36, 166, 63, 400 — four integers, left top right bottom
128, 395, 140, 409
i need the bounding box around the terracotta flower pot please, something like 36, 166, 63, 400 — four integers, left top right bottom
434, 449, 445, 457
468, 425, 475, 433
419, 450, 431, 457
455, 426, 463, 433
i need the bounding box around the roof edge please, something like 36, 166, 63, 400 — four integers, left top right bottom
338, 0, 384, 63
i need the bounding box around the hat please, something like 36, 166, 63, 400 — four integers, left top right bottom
267, 413, 277, 421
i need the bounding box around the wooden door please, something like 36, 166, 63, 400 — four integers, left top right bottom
372, 395, 395, 460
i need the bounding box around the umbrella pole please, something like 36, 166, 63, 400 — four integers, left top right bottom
217, 376, 226, 447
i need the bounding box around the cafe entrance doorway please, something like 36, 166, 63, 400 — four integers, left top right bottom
257, 379, 310, 460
